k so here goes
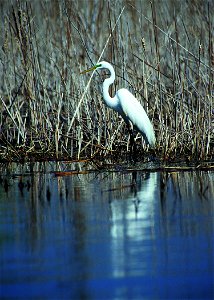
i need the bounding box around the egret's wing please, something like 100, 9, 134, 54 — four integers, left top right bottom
117, 88, 156, 147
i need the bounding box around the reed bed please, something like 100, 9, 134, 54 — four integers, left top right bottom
0, 0, 213, 162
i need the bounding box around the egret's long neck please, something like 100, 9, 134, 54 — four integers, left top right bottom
102, 65, 119, 110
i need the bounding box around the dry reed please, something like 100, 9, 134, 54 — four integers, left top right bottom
0, 0, 213, 162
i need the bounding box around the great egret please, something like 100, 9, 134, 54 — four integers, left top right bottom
81, 61, 156, 148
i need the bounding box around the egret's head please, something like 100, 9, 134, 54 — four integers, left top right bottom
80, 61, 108, 74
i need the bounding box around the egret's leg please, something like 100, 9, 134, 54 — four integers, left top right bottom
125, 121, 136, 161
128, 128, 137, 162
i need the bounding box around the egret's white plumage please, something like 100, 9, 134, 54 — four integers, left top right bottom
81, 61, 156, 147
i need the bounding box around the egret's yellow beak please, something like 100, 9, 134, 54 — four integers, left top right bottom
80, 65, 97, 74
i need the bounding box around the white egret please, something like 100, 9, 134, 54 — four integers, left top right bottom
81, 61, 156, 148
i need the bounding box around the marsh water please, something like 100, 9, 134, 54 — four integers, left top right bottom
0, 162, 213, 299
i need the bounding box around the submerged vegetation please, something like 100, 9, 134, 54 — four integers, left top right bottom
0, 0, 213, 162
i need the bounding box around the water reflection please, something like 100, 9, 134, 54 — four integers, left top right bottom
0, 163, 213, 299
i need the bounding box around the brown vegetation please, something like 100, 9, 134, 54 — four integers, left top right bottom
0, 0, 213, 162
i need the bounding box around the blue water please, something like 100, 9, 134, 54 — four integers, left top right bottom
0, 163, 213, 299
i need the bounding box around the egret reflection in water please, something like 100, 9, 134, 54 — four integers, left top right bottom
110, 172, 158, 280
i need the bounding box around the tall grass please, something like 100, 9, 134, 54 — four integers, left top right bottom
0, 0, 213, 162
